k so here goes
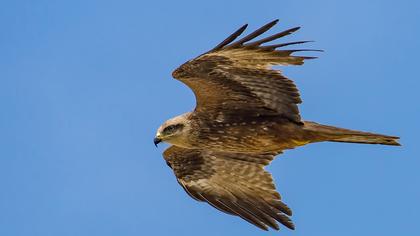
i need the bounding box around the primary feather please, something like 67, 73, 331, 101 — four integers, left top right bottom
172, 19, 317, 123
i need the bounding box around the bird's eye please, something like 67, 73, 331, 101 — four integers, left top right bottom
163, 125, 175, 133
163, 125, 177, 134
163, 124, 184, 135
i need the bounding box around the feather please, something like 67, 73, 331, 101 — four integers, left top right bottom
210, 24, 248, 51
164, 146, 294, 231
227, 19, 279, 48
245, 27, 300, 47
260, 40, 313, 50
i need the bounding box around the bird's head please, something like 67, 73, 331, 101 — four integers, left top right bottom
154, 113, 191, 147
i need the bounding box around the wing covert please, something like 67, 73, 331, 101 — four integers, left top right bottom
163, 146, 294, 231
172, 20, 320, 123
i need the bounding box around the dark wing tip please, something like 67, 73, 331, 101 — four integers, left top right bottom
227, 19, 280, 48
266, 18, 280, 28
290, 26, 301, 32
287, 221, 296, 230
290, 49, 324, 53
260, 40, 314, 50
210, 19, 281, 52
245, 26, 301, 47
210, 23, 248, 51
300, 56, 319, 60
280, 40, 314, 47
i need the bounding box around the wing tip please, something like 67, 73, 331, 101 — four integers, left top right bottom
291, 26, 301, 31
210, 23, 248, 51
269, 19, 280, 27
209, 20, 312, 54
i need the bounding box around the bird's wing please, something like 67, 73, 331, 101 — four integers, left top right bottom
172, 19, 320, 123
163, 145, 294, 231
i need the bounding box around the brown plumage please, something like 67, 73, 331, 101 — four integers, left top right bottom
154, 20, 400, 231
163, 146, 293, 231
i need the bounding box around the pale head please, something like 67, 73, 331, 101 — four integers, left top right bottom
154, 113, 192, 147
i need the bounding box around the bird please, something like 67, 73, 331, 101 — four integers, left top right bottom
154, 19, 400, 231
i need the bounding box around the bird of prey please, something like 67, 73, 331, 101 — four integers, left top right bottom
154, 20, 400, 231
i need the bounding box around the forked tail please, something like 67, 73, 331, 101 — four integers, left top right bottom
303, 121, 401, 146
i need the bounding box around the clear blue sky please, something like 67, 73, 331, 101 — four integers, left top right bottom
1, 0, 419, 235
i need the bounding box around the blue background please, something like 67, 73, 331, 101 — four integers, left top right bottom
1, 0, 419, 235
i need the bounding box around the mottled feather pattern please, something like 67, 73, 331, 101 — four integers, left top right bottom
206, 48, 308, 69
219, 66, 302, 122
164, 146, 294, 230
190, 115, 309, 153
172, 20, 317, 124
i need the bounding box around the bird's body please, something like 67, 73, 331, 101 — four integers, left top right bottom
167, 111, 398, 153
172, 112, 309, 152
154, 20, 400, 231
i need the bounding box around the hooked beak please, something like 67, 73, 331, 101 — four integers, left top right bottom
153, 137, 162, 147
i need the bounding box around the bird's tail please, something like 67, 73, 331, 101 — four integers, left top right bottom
303, 121, 401, 146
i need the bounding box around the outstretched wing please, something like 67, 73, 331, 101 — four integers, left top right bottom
163, 145, 294, 231
172, 19, 320, 123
